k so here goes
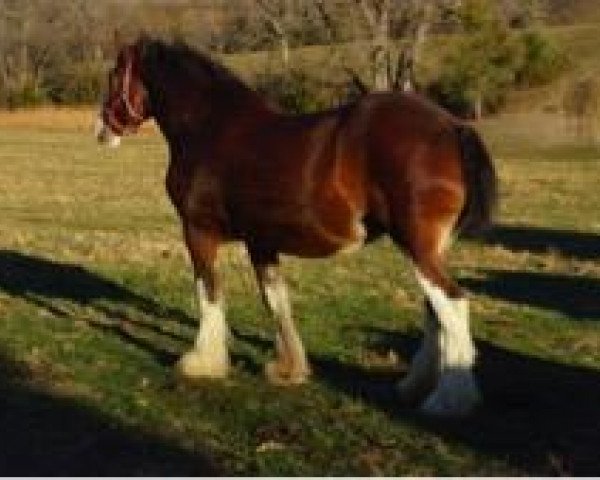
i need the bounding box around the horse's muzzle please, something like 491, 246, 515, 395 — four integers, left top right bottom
95, 114, 121, 148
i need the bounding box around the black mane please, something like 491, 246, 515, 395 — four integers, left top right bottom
140, 37, 251, 95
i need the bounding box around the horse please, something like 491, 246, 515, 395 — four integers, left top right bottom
96, 36, 497, 417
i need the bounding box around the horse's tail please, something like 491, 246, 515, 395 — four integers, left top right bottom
454, 124, 498, 236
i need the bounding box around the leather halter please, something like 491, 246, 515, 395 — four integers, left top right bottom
119, 56, 145, 124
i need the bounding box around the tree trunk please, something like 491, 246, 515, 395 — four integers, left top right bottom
254, 0, 292, 67
474, 93, 483, 120
398, 2, 434, 92
280, 36, 290, 66
357, 0, 392, 91
372, 40, 390, 91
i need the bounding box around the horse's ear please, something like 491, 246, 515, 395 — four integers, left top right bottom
135, 31, 154, 64
136, 31, 150, 53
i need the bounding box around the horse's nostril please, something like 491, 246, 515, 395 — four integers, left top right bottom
95, 115, 121, 148
108, 134, 122, 148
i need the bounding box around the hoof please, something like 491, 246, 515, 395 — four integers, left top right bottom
396, 341, 440, 406
397, 373, 437, 407
264, 360, 311, 386
420, 370, 481, 417
175, 349, 229, 380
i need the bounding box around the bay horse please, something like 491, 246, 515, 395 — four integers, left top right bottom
96, 37, 497, 416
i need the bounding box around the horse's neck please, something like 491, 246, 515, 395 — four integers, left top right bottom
152, 79, 271, 145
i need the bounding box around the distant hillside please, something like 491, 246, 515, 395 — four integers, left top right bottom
547, 0, 600, 24
505, 23, 600, 113
221, 20, 600, 116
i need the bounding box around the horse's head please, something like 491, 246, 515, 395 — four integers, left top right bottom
96, 39, 151, 147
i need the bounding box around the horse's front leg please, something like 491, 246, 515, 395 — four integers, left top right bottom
251, 252, 311, 385
176, 226, 230, 379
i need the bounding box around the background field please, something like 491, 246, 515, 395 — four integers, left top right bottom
0, 101, 598, 476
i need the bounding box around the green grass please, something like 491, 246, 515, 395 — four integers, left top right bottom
0, 110, 599, 475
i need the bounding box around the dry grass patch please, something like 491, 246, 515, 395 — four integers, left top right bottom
0, 106, 159, 136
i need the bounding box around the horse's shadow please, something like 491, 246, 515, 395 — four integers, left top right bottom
463, 223, 600, 320
0, 249, 194, 327
0, 349, 220, 475
0, 249, 196, 366
1, 248, 599, 475
0, 249, 261, 372
311, 329, 600, 476
0, 250, 226, 474
462, 269, 600, 320
233, 324, 600, 475
474, 223, 600, 262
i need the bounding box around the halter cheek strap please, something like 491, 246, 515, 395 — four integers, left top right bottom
120, 57, 145, 124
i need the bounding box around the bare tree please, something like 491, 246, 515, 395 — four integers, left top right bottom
395, 1, 439, 92
312, 0, 454, 92
355, 0, 392, 91
253, 0, 295, 65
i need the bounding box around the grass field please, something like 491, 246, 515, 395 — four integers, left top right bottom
0, 107, 598, 475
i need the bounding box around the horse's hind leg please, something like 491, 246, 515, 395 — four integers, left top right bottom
250, 251, 311, 385
396, 298, 441, 404
393, 213, 480, 416
412, 262, 480, 416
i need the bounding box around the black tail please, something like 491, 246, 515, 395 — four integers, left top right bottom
455, 124, 498, 236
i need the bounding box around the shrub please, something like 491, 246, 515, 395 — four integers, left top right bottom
0, 78, 47, 110
426, 1, 566, 118
254, 69, 343, 114
515, 30, 568, 87
44, 60, 106, 105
